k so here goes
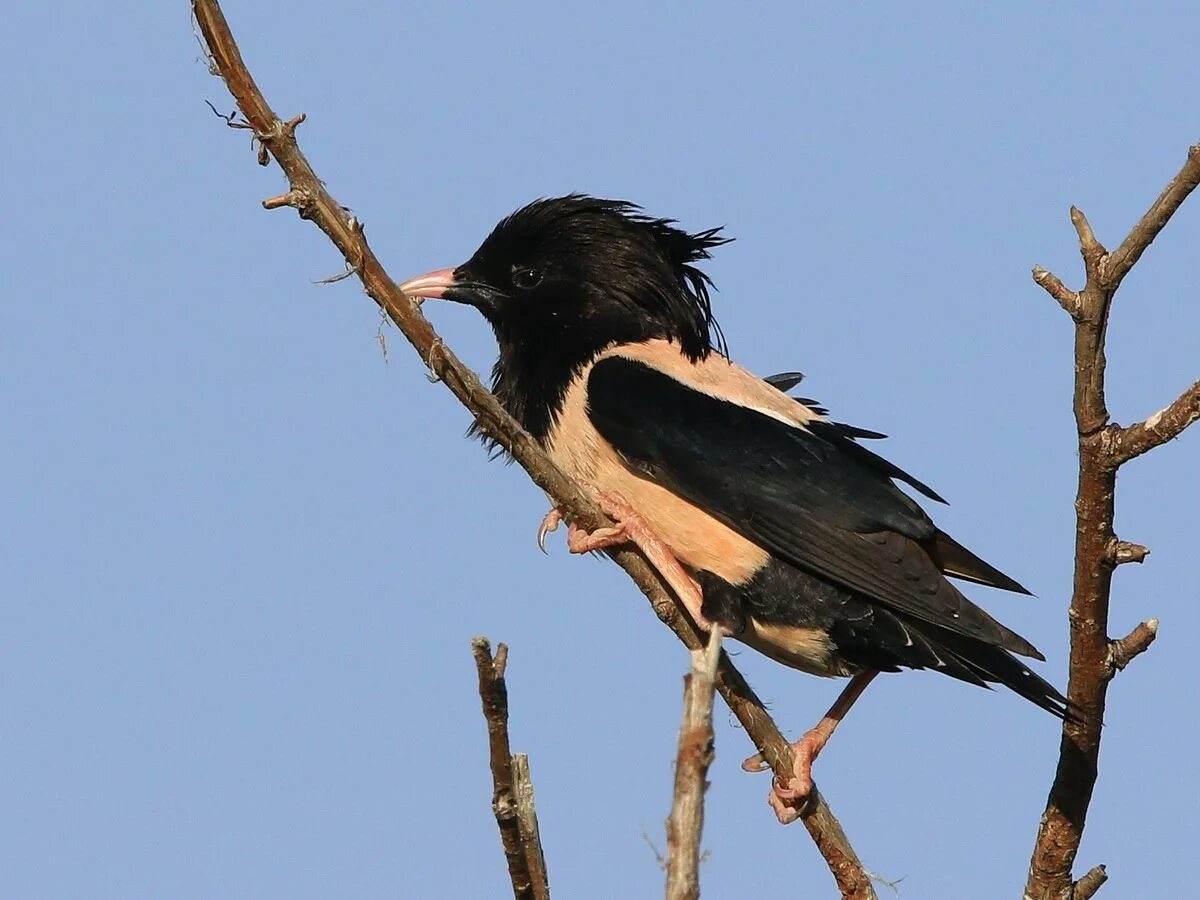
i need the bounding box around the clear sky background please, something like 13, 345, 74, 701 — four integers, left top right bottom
3, 3, 1198, 898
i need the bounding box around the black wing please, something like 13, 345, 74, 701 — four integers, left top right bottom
587, 357, 1038, 657
764, 370, 1030, 594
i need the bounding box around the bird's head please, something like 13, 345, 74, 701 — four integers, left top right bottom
400, 194, 730, 364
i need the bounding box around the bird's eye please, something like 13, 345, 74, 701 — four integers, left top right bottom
511, 266, 543, 290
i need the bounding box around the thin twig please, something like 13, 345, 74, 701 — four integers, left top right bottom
1025, 143, 1199, 899
666, 629, 722, 900
204, 98, 252, 129
190, 2, 876, 895
472, 638, 550, 900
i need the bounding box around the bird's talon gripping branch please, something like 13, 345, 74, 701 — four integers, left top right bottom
742, 732, 820, 821
768, 792, 803, 826
536, 506, 564, 554
535, 503, 630, 555
775, 731, 825, 801
745, 671, 878, 823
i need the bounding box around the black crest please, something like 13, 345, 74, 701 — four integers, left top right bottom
472, 194, 730, 359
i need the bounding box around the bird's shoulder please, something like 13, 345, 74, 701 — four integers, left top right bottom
591, 339, 824, 428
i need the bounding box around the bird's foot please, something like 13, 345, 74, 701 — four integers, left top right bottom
563, 489, 644, 553
741, 670, 879, 825
742, 729, 827, 825
534, 503, 627, 554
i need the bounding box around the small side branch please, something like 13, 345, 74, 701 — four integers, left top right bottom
1070, 206, 1107, 273
666, 629, 722, 900
262, 189, 307, 211
472, 638, 551, 900
1105, 539, 1149, 567
1103, 144, 1200, 288
1033, 266, 1082, 319
1111, 379, 1200, 465
1072, 865, 1109, 900
1106, 619, 1159, 677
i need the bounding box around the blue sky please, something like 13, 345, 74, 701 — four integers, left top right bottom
3, 3, 1198, 898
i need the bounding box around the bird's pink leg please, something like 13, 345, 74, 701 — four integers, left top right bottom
742, 669, 879, 824
543, 489, 716, 633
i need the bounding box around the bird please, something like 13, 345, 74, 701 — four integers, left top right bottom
398, 194, 1067, 822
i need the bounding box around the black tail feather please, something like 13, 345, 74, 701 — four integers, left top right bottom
911, 622, 1074, 721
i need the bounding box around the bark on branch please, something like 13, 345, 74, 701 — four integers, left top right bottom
1025, 142, 1199, 899
191, 1, 876, 895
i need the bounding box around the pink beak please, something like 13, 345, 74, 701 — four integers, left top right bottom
398, 267, 458, 300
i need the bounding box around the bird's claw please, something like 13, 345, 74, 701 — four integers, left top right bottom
537, 507, 564, 554
535, 501, 629, 556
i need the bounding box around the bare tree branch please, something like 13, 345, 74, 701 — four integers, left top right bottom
1111, 379, 1200, 465
666, 629, 722, 900
1102, 145, 1200, 288
1033, 266, 1081, 319
190, 2, 876, 895
512, 755, 551, 900
1024, 142, 1198, 900
473, 638, 550, 900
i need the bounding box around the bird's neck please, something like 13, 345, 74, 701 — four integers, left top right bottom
486, 309, 713, 443
490, 334, 597, 444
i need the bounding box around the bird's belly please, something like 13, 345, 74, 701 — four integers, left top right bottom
737, 618, 852, 677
